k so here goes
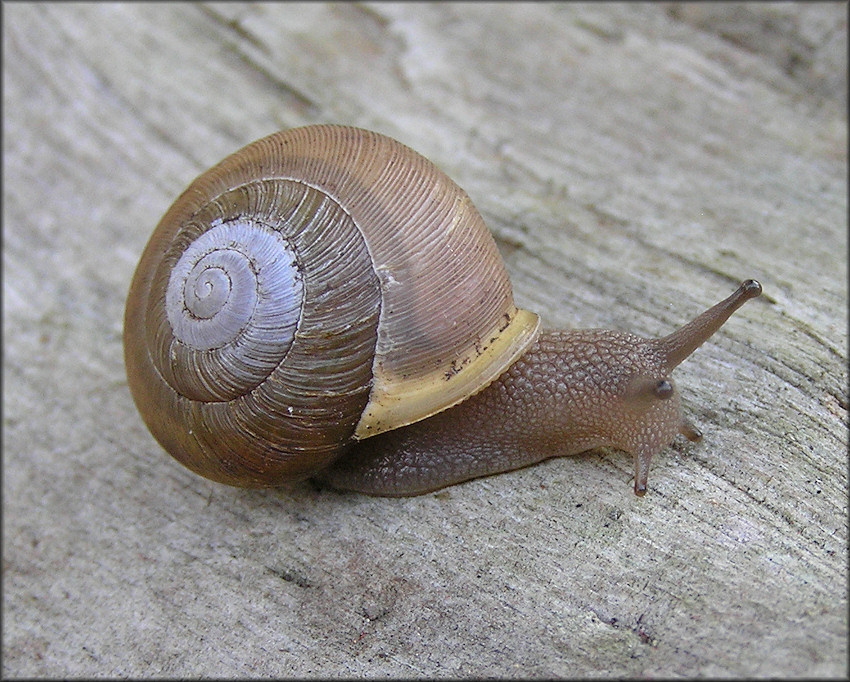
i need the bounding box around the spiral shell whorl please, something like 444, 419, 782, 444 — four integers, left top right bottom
124, 125, 539, 487
161, 219, 303, 401
128, 177, 382, 486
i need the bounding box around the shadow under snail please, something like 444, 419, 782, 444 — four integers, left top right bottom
124, 124, 762, 497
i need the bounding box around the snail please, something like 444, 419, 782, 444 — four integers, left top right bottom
124, 124, 761, 497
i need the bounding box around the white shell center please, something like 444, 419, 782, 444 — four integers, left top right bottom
166, 220, 302, 352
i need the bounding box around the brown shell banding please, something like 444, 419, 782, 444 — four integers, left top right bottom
126, 177, 383, 485
125, 124, 539, 486
168, 124, 539, 437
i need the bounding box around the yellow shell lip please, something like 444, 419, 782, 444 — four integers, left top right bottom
354, 308, 541, 439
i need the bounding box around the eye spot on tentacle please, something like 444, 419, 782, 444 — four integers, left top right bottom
653, 379, 674, 400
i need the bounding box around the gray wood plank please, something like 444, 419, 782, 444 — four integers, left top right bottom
3, 3, 846, 677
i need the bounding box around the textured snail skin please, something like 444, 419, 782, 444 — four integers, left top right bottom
320, 280, 762, 496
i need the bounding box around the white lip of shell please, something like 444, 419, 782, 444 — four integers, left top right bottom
165, 220, 302, 352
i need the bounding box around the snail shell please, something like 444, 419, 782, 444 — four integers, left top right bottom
124, 125, 539, 487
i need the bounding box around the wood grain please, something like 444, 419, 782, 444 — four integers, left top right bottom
3, 3, 846, 677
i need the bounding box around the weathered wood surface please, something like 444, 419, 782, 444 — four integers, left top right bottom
3, 3, 847, 678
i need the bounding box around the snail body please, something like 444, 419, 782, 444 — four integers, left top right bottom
124, 124, 761, 496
